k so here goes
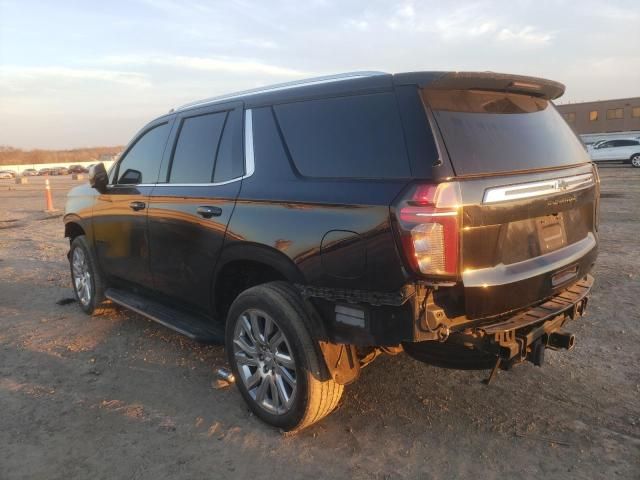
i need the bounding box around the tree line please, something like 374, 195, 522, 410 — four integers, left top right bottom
0, 145, 124, 166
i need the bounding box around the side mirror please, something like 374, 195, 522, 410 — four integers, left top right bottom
89, 163, 109, 193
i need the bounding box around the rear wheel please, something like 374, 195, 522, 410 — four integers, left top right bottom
69, 235, 105, 315
225, 282, 343, 432
631, 154, 640, 168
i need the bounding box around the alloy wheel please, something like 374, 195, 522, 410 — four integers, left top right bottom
72, 247, 92, 306
632, 155, 640, 167
232, 309, 297, 415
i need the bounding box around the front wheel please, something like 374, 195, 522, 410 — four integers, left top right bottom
69, 235, 105, 315
225, 282, 343, 432
631, 154, 640, 168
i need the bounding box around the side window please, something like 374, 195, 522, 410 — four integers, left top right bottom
619, 140, 639, 147
273, 93, 410, 178
117, 123, 170, 185
169, 112, 226, 184
213, 108, 244, 182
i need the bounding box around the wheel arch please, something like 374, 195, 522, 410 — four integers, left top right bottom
212, 242, 306, 320
64, 216, 86, 240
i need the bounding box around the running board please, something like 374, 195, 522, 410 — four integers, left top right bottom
105, 288, 224, 344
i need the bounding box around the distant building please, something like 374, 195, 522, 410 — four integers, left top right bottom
555, 97, 640, 135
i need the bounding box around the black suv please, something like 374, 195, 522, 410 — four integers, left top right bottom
64, 71, 598, 432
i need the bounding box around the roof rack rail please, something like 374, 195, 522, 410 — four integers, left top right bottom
174, 71, 387, 112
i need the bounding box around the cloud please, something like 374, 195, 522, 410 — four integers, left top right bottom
239, 37, 279, 49
383, 2, 553, 46
345, 19, 369, 32
0, 66, 151, 88
102, 54, 307, 77
497, 26, 553, 45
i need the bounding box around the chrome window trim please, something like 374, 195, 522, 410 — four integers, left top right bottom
244, 109, 255, 177
175, 71, 386, 112
482, 172, 594, 204
138, 109, 255, 188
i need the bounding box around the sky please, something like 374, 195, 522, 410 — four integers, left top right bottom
1, 0, 639, 149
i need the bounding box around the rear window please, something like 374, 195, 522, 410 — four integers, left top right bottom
274, 93, 410, 178
423, 90, 589, 176
169, 112, 226, 183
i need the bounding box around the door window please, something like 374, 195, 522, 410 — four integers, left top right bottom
167, 109, 243, 184
169, 112, 227, 183
616, 140, 639, 147
213, 109, 244, 182
116, 123, 170, 184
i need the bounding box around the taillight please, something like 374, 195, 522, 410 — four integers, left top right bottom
394, 182, 462, 277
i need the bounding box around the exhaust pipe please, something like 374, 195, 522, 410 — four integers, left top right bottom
216, 367, 235, 384
547, 331, 576, 350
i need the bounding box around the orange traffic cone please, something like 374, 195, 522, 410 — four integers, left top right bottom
45, 177, 55, 212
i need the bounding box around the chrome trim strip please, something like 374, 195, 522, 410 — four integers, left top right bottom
175, 71, 387, 111
140, 109, 255, 188
140, 178, 241, 188
462, 233, 596, 287
482, 173, 594, 204
244, 109, 255, 177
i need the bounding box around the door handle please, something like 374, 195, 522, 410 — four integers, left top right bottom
129, 201, 146, 211
196, 205, 222, 219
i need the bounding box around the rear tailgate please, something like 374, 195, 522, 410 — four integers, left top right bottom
421, 84, 599, 319
458, 165, 598, 318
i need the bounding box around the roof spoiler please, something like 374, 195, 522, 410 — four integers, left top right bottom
394, 71, 565, 100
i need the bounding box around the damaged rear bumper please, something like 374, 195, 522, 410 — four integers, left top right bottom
404, 275, 593, 371
473, 275, 592, 364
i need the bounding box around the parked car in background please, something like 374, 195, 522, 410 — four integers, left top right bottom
65, 71, 598, 432
38, 168, 52, 176
589, 138, 640, 167
0, 170, 14, 179
22, 168, 38, 176
68, 164, 88, 174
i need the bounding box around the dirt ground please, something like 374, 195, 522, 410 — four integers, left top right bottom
0, 169, 638, 480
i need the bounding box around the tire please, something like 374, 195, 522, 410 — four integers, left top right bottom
631, 154, 640, 168
225, 281, 343, 433
69, 235, 105, 315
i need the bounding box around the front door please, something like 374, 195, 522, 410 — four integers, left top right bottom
93, 119, 173, 288
147, 102, 245, 311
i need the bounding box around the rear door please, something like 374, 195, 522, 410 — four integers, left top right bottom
147, 102, 244, 311
422, 88, 598, 318
92, 119, 173, 288
618, 139, 640, 159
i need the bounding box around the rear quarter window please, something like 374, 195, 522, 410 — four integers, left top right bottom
273, 93, 410, 178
